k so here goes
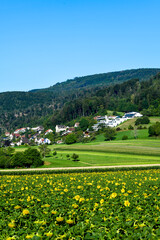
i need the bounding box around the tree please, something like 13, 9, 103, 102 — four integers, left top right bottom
104, 127, 116, 141
79, 118, 89, 131
46, 132, 56, 144
10, 152, 25, 168
148, 122, 160, 136
53, 151, 57, 156
24, 148, 43, 167
65, 133, 77, 144
135, 116, 150, 125
38, 144, 51, 158
71, 153, 79, 161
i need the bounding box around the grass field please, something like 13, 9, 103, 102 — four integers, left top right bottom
36, 138, 160, 168
13, 116, 160, 169
14, 138, 160, 168
119, 116, 160, 130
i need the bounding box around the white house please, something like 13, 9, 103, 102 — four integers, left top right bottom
124, 112, 143, 119
14, 128, 26, 134
55, 125, 68, 133
45, 129, 53, 135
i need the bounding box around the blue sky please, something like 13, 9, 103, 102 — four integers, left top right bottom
0, 0, 160, 92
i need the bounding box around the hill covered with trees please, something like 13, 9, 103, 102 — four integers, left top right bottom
0, 68, 160, 132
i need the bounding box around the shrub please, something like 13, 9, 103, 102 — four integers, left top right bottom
122, 135, 128, 140
65, 133, 77, 144
116, 127, 121, 131
137, 125, 143, 129
135, 116, 150, 125
53, 151, 57, 156
128, 125, 134, 130
104, 127, 116, 141
71, 153, 79, 161
148, 122, 160, 136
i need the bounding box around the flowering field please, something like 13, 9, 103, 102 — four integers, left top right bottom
1, 169, 160, 239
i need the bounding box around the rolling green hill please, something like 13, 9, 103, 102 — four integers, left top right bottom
0, 68, 160, 132
30, 68, 160, 93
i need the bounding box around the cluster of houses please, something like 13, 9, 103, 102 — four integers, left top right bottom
92, 112, 143, 131
3, 112, 142, 146
4, 126, 53, 147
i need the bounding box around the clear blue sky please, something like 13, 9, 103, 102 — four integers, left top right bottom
0, 0, 160, 92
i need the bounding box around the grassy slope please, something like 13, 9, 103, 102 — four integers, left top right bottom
14, 117, 160, 168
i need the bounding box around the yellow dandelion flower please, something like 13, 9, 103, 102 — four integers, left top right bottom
100, 199, 104, 204
64, 189, 68, 192
44, 204, 50, 208
79, 197, 85, 203
110, 192, 117, 199
124, 200, 130, 207
121, 188, 125, 193
45, 232, 53, 237
27, 196, 31, 202
22, 209, 30, 215
74, 195, 80, 201
72, 203, 78, 209
14, 205, 21, 209
56, 217, 64, 222
66, 219, 74, 224
8, 222, 15, 228
51, 210, 57, 214
26, 234, 34, 239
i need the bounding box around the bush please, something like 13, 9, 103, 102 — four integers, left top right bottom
148, 122, 160, 136
71, 153, 79, 161
65, 133, 77, 144
122, 135, 128, 140
116, 127, 121, 131
53, 151, 57, 156
128, 125, 134, 130
104, 127, 116, 141
135, 116, 150, 125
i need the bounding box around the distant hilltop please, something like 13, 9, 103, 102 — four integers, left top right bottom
29, 68, 160, 92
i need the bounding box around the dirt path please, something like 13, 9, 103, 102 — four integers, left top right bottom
0, 164, 160, 172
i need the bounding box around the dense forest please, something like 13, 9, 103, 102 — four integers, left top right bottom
45, 73, 160, 128
0, 68, 160, 132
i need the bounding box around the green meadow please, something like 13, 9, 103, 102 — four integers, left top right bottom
39, 138, 160, 168
13, 116, 160, 169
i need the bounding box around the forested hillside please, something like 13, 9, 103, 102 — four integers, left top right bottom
31, 68, 160, 93
45, 73, 160, 128
0, 68, 160, 132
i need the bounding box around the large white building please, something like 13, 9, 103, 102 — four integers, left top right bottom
55, 125, 68, 133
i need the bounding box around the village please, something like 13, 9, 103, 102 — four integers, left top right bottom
2, 112, 142, 147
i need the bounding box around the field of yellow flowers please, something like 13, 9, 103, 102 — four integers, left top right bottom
1, 169, 160, 239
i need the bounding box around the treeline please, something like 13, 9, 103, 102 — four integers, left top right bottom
0, 147, 43, 169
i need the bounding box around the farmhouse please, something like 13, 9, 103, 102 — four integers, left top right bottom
55, 125, 68, 133
124, 112, 143, 119
45, 129, 53, 135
